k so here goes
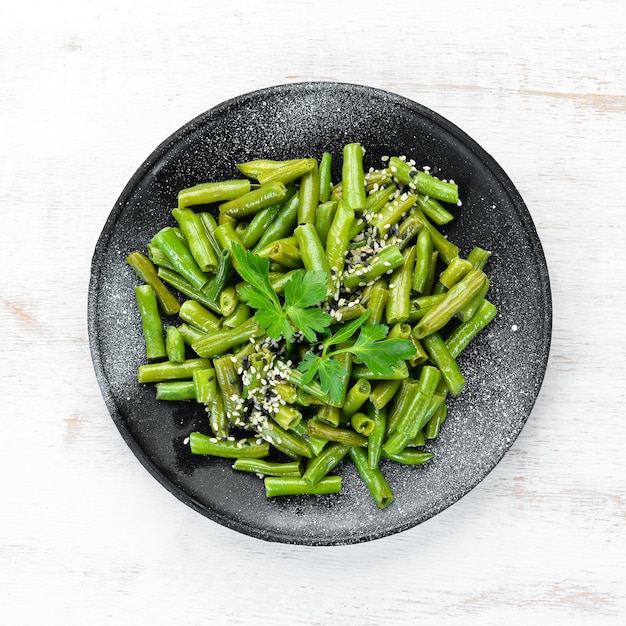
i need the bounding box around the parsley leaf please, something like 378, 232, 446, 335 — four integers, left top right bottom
317, 357, 349, 404
284, 270, 328, 309
287, 305, 332, 342
232, 243, 331, 342
297, 351, 323, 385
323, 310, 370, 348
231, 244, 279, 307
343, 324, 417, 375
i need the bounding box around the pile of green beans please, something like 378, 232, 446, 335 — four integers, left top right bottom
126, 145, 497, 509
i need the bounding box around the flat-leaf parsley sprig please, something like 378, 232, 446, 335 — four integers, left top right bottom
231, 243, 416, 403
297, 311, 417, 403
231, 243, 332, 342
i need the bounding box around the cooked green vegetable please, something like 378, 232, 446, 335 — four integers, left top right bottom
127, 144, 497, 510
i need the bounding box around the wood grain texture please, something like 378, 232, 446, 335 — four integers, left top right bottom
1, 0, 625, 623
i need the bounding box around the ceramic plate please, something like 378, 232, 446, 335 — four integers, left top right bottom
88, 82, 551, 545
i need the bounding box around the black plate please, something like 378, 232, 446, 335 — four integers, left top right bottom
88, 82, 551, 545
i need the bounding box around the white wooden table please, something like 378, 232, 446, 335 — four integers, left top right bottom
2, 1, 625, 623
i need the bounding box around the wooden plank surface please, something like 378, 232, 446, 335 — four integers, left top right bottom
1, 0, 625, 623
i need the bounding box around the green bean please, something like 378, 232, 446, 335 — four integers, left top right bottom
134, 285, 166, 360
342, 143, 367, 211
219, 285, 239, 317
370, 379, 401, 411
408, 333, 428, 367
236, 158, 302, 180
291, 420, 328, 456
316, 404, 341, 427
157, 267, 221, 314
366, 182, 397, 212
153, 227, 211, 291
349, 183, 398, 240
126, 252, 181, 316
189, 432, 270, 458
214, 222, 245, 253
439, 257, 473, 290
172, 207, 219, 272
268, 268, 306, 294
165, 325, 185, 362
204, 250, 234, 307
386, 245, 416, 324
192, 318, 262, 358
343, 245, 404, 290
177, 179, 251, 208
349, 447, 394, 509
318, 151, 333, 203
294, 223, 333, 291
137, 358, 211, 383
388, 323, 411, 340
364, 279, 388, 326
315, 200, 337, 244
422, 250, 440, 296
197, 212, 223, 256
307, 420, 368, 447
155, 380, 196, 401
412, 227, 433, 293
351, 412, 375, 436
466, 246, 492, 271
335, 302, 366, 322
258, 420, 313, 459
212, 352, 244, 417
416, 194, 454, 225
325, 200, 355, 275
219, 180, 288, 219
386, 378, 420, 435
252, 193, 299, 252
233, 458, 302, 477
381, 449, 435, 465
146, 242, 176, 271
445, 299, 498, 359
257, 158, 316, 186
456, 278, 490, 323
273, 404, 303, 430
239, 203, 282, 249
218, 211, 236, 227
391, 366, 440, 436
177, 322, 206, 346
192, 367, 217, 404
383, 393, 444, 455
264, 240, 302, 269
409, 429, 426, 447
389, 157, 458, 204
407, 294, 447, 323
298, 160, 319, 224
179, 299, 220, 333
413, 269, 487, 338
365, 168, 393, 191
207, 388, 228, 438
425, 402, 448, 439
222, 301, 251, 328
421, 332, 465, 395
395, 213, 423, 251
367, 405, 387, 469
341, 379, 371, 421
412, 208, 459, 265
264, 476, 342, 498
369, 192, 417, 234
303, 442, 349, 486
